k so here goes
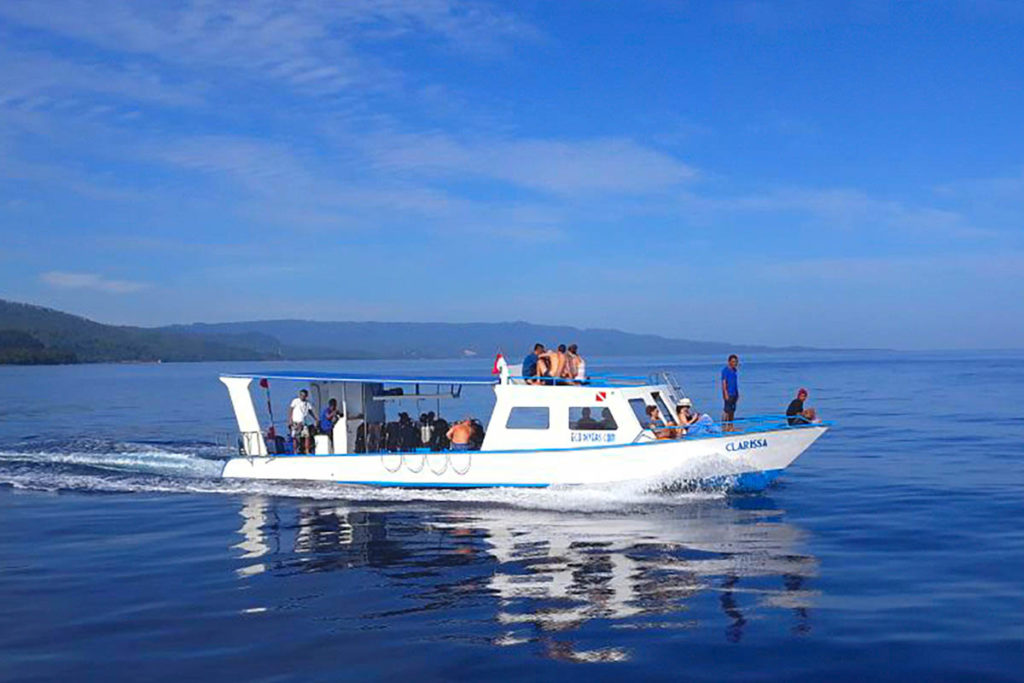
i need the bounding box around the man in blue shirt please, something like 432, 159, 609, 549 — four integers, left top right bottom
319, 398, 340, 434
522, 343, 545, 385
721, 354, 739, 431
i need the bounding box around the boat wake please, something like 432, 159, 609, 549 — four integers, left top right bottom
0, 438, 736, 510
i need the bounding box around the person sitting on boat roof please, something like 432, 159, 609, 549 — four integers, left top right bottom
288, 389, 316, 454
523, 343, 545, 385
540, 344, 571, 385
446, 419, 474, 450
567, 343, 586, 384
786, 388, 819, 426
564, 344, 578, 381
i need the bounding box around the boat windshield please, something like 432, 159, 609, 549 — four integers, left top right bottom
651, 391, 677, 425
628, 398, 648, 426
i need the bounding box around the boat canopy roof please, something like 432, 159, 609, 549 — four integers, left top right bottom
223, 370, 658, 388
221, 370, 500, 386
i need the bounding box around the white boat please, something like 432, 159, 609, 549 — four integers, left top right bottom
219, 361, 828, 491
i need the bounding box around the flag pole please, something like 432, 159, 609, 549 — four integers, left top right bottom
259, 378, 276, 438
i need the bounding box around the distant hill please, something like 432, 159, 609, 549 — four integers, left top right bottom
0, 297, 819, 365
0, 299, 276, 364
160, 320, 806, 360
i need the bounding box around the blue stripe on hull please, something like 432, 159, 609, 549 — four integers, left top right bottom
336, 480, 548, 489
711, 468, 784, 493
334, 468, 786, 492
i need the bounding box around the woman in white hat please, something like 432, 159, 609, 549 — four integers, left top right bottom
676, 398, 700, 435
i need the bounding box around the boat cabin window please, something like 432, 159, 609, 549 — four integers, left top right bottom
628, 398, 649, 426
506, 407, 550, 430
651, 392, 677, 425
569, 407, 617, 431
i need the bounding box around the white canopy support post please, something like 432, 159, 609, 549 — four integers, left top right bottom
220, 376, 268, 456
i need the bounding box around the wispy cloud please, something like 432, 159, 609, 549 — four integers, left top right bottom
0, 1, 535, 98
705, 186, 995, 240
367, 133, 697, 195
154, 136, 317, 193
0, 46, 204, 113
40, 271, 149, 293
935, 168, 1024, 208
155, 130, 697, 202
754, 251, 1024, 283
142, 133, 580, 239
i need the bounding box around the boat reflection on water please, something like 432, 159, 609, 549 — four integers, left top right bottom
233, 494, 818, 662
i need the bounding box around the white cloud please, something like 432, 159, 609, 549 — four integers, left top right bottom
934, 168, 1024, 210
704, 186, 995, 240
368, 133, 698, 195
157, 131, 696, 199
155, 136, 314, 192
0, 47, 204, 112
40, 271, 149, 293
146, 134, 575, 239
0, 1, 535, 98
754, 251, 1024, 283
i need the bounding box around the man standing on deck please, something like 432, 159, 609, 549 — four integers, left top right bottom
289, 389, 315, 453
320, 398, 341, 433
721, 354, 740, 431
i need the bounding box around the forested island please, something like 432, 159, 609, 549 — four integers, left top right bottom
0, 298, 818, 365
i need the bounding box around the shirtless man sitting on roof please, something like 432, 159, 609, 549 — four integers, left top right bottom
447, 419, 474, 450
540, 344, 570, 384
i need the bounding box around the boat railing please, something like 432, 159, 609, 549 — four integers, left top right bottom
237, 430, 266, 455
508, 371, 687, 388
511, 373, 650, 387
648, 371, 684, 403
647, 414, 832, 443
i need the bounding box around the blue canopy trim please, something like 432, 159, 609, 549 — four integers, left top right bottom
221, 370, 500, 385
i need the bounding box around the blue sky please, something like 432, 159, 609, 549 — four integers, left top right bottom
0, 1, 1021, 349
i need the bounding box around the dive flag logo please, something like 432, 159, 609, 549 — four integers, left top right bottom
595, 391, 607, 402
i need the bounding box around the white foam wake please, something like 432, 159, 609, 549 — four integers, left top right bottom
0, 439, 734, 511
0, 440, 226, 478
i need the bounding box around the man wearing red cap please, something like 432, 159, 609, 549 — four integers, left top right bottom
786, 388, 818, 425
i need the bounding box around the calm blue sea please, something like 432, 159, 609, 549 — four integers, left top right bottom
1, 353, 1022, 681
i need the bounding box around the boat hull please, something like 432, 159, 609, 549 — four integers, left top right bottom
221, 426, 827, 491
